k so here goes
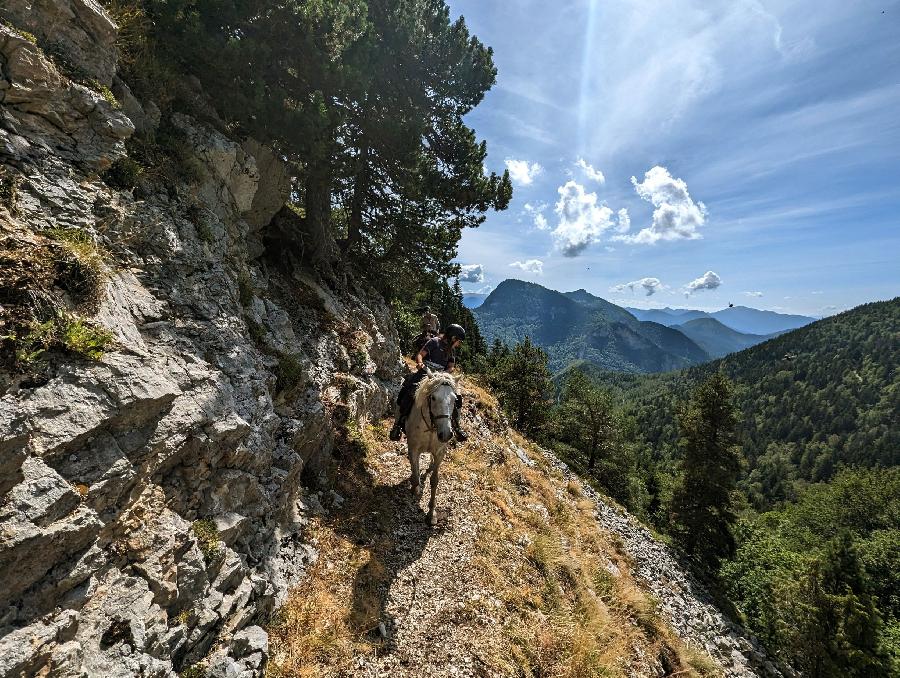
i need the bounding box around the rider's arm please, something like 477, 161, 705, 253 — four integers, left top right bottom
416, 348, 428, 369
446, 357, 456, 373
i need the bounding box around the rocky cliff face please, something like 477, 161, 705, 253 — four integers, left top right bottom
0, 3, 402, 675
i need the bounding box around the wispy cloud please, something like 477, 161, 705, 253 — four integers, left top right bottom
576, 158, 605, 184
744, 290, 764, 297
458, 264, 485, 283
612, 277, 663, 296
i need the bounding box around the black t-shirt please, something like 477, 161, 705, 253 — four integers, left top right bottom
421, 337, 455, 370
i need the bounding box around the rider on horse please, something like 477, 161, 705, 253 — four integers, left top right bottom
390, 324, 468, 442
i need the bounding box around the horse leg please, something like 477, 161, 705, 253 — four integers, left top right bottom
408, 444, 422, 497
426, 449, 444, 526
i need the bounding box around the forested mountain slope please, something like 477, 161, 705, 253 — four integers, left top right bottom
594, 298, 899, 481
674, 318, 774, 358
474, 280, 710, 373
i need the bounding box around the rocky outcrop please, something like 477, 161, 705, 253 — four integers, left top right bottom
0, 4, 402, 676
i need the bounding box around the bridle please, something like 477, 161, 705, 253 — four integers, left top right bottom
421, 383, 455, 432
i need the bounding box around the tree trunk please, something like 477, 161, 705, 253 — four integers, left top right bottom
304, 171, 335, 268
344, 144, 368, 255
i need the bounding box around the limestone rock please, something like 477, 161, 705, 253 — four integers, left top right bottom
0, 0, 119, 85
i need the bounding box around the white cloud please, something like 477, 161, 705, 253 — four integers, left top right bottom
612, 277, 663, 296
811, 290, 824, 295
616, 166, 707, 245
551, 180, 616, 256
505, 159, 543, 186
458, 264, 485, 283
615, 208, 631, 234
576, 158, 606, 184
524, 202, 550, 230
684, 270, 722, 296
509, 259, 544, 274
744, 290, 763, 297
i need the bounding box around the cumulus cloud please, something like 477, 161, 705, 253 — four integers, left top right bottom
612, 277, 663, 296
616, 166, 707, 244
505, 159, 543, 186
509, 259, 544, 274
744, 290, 764, 297
551, 181, 618, 256
684, 270, 722, 296
523, 202, 550, 230
458, 264, 485, 283
576, 158, 606, 184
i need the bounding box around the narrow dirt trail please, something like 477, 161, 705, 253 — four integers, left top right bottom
268, 381, 777, 678
345, 438, 504, 677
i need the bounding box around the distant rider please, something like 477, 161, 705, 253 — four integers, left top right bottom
390, 324, 468, 442
420, 306, 440, 335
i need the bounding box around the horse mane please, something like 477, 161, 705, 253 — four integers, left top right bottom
413, 372, 457, 407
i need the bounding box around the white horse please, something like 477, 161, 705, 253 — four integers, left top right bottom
405, 370, 458, 525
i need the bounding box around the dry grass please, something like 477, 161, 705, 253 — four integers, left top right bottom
266, 376, 721, 678
267, 423, 389, 677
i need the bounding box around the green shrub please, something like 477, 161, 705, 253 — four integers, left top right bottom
237, 272, 254, 307
102, 157, 143, 190
61, 318, 113, 360
91, 80, 121, 109
45, 227, 106, 302
275, 353, 305, 393
191, 519, 221, 563
349, 348, 367, 373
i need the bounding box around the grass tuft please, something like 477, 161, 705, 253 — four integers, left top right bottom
192, 519, 222, 563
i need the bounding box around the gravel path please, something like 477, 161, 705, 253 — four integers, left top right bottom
344, 444, 505, 678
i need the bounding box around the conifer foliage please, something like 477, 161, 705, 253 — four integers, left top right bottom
134, 0, 512, 281
668, 372, 742, 568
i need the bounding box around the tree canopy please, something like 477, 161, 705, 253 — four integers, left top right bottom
129, 0, 512, 282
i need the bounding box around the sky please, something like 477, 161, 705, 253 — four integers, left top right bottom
447, 0, 900, 316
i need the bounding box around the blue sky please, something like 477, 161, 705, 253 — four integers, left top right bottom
448, 0, 900, 316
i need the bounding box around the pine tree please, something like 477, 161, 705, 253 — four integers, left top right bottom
669, 372, 742, 567
490, 337, 552, 435
556, 370, 616, 470
787, 533, 889, 677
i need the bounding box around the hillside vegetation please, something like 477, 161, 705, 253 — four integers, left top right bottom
594, 297, 899, 491
530, 298, 900, 674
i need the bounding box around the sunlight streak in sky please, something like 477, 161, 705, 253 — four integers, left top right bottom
577, 0, 601, 156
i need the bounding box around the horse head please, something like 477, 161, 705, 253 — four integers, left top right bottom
418, 373, 457, 443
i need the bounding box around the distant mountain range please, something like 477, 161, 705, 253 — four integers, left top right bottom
472, 280, 820, 373
626, 305, 815, 335
473, 280, 709, 373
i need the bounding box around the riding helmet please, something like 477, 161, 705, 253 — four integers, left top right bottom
444, 324, 466, 341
